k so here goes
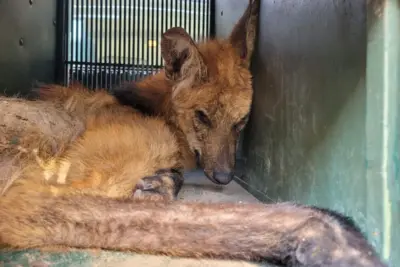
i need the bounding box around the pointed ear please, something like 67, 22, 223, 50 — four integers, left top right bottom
228, 0, 261, 68
161, 27, 208, 91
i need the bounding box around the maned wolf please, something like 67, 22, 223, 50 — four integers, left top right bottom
37, 0, 261, 198
110, 0, 260, 186
0, 103, 389, 266
0, 93, 386, 267
0, 0, 388, 266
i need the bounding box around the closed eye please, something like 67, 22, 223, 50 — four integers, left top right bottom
195, 109, 212, 127
233, 114, 249, 132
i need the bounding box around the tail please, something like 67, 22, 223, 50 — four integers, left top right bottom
0, 193, 386, 267
34, 83, 117, 117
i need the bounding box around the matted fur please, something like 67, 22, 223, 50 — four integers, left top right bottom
0, 96, 85, 194
0, 86, 182, 200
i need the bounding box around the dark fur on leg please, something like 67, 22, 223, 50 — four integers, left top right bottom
132, 168, 184, 201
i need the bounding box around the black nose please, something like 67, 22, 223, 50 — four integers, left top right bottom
212, 171, 234, 185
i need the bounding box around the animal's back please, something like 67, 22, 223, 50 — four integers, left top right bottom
56, 103, 182, 198
1, 85, 182, 200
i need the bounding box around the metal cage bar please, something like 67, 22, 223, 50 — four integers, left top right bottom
58, 0, 213, 90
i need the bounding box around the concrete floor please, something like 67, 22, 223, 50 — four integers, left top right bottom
0, 171, 274, 267
177, 170, 261, 203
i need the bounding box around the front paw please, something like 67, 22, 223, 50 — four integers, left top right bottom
132, 168, 184, 202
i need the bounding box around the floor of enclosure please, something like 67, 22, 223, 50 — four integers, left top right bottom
0, 171, 276, 267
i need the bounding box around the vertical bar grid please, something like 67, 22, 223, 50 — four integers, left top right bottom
113, 0, 117, 87
64, 0, 71, 85
63, 0, 212, 90
140, 0, 145, 79
94, 0, 98, 88
85, 0, 89, 87
155, 0, 159, 68
107, 0, 112, 89
134, 0, 139, 80
73, 0, 79, 83
161, 0, 165, 67
99, 0, 104, 87
122, 0, 127, 83
128, 0, 133, 82
142, 0, 152, 77
79, 0, 84, 82
104, 0, 109, 88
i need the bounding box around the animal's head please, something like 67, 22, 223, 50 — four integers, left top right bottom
162, 0, 260, 185
113, 0, 260, 185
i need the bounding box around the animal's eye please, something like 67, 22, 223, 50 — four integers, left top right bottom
195, 110, 212, 127
234, 115, 249, 132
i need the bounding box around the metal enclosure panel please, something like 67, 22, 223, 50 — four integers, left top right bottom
59, 0, 212, 90
0, 0, 57, 96
214, 0, 248, 39
365, 0, 399, 265
215, 0, 398, 265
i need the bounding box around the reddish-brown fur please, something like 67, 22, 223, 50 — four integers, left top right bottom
0, 191, 387, 267
3, 92, 386, 267
0, 84, 183, 200
0, 0, 388, 266
35, 0, 261, 192
105, 0, 260, 185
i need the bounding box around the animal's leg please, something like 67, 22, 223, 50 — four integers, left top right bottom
132, 168, 183, 202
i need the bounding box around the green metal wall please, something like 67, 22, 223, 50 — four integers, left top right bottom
213, 0, 399, 266
0, 0, 57, 96
365, 0, 399, 265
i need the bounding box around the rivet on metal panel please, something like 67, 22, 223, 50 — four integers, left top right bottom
53, 20, 56, 26
221, 11, 223, 16
29, 0, 33, 5
19, 38, 24, 46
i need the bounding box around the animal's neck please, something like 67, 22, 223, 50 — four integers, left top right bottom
134, 73, 197, 170
163, 121, 197, 170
